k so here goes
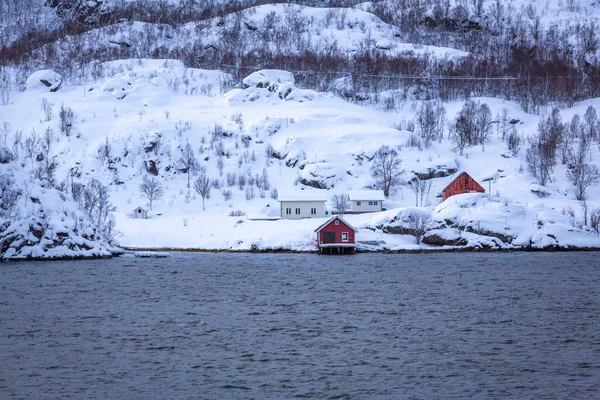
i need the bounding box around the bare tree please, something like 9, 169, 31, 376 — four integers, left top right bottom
75, 179, 118, 242
178, 142, 196, 188
406, 209, 432, 244
506, 126, 522, 155
330, 193, 349, 215
454, 99, 478, 147
193, 173, 211, 210
416, 100, 445, 148
407, 177, 432, 207
475, 103, 493, 146
583, 105, 598, 141
450, 121, 468, 156
139, 177, 163, 210
370, 145, 403, 197
567, 163, 599, 200
526, 141, 551, 186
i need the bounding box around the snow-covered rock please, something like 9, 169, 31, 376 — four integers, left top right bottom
422, 193, 599, 250
242, 69, 295, 88
102, 77, 130, 99
25, 70, 63, 92
0, 161, 115, 260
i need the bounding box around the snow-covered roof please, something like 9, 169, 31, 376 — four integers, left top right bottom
278, 190, 328, 202
348, 190, 385, 201
314, 216, 357, 233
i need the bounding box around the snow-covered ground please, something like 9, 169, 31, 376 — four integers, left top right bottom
2, 57, 600, 258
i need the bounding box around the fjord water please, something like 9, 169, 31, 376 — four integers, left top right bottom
1, 252, 599, 399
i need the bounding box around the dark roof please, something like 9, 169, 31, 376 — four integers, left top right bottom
314, 215, 357, 233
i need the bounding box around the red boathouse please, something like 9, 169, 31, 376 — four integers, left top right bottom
314, 216, 357, 254
442, 172, 485, 201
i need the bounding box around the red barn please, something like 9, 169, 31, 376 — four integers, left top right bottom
442, 172, 485, 201
314, 216, 357, 254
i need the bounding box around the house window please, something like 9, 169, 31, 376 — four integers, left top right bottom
311, 208, 316, 215
335, 220, 339, 225
286, 208, 291, 215
342, 232, 349, 242
368, 201, 373, 206
356, 201, 361, 206
295, 208, 301, 215
373, 201, 378, 205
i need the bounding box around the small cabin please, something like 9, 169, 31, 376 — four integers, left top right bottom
133, 206, 148, 219
278, 190, 328, 220
442, 172, 485, 201
348, 190, 385, 213
314, 216, 357, 254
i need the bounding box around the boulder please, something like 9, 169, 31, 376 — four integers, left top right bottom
242, 70, 295, 89
26, 70, 63, 92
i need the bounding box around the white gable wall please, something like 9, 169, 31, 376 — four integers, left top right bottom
280, 201, 326, 219
351, 200, 382, 213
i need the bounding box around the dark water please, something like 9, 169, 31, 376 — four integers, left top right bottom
1, 252, 599, 399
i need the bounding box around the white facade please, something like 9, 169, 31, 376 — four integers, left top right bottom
279, 191, 327, 219
348, 190, 385, 213
133, 207, 148, 219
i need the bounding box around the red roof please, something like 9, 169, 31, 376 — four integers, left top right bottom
314, 216, 357, 233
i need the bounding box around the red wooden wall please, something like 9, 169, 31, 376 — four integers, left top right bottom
317, 219, 355, 245
442, 172, 485, 201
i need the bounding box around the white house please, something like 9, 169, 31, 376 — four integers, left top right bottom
348, 190, 385, 213
278, 190, 328, 219
133, 206, 148, 219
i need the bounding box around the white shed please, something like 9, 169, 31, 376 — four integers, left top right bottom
278, 190, 328, 219
133, 206, 148, 219
348, 190, 385, 213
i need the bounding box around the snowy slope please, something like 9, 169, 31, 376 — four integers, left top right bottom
0, 160, 114, 260
2, 58, 600, 256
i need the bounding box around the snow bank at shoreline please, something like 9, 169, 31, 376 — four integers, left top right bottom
114, 194, 600, 253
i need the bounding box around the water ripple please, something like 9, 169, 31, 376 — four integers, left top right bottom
1, 252, 599, 399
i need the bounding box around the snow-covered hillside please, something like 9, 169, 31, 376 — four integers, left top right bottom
1, 57, 600, 257
2, 1, 600, 258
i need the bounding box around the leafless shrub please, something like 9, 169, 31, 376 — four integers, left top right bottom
245, 185, 255, 200
41, 98, 53, 122
238, 174, 246, 191
406, 210, 432, 244
590, 208, 600, 235
58, 103, 75, 137
0, 173, 20, 218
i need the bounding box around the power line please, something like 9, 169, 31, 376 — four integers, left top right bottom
196, 62, 519, 81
